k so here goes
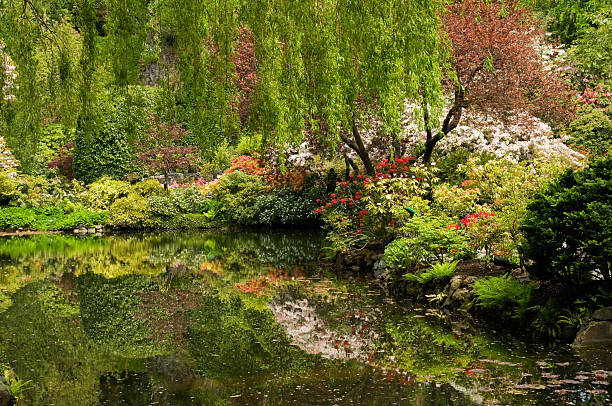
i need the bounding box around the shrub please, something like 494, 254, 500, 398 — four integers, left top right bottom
254, 188, 316, 226
48, 209, 106, 230
472, 276, 533, 320
0, 207, 36, 229
73, 87, 158, 183
171, 186, 209, 213
405, 261, 458, 285
236, 133, 263, 156
521, 156, 611, 283
384, 216, 470, 270
37, 124, 75, 165
147, 194, 179, 218
567, 104, 612, 157
132, 179, 165, 197
106, 193, 156, 229
0, 169, 18, 205
211, 171, 265, 225
81, 177, 131, 211
201, 199, 222, 220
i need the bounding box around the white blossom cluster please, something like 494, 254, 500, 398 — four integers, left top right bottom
400, 103, 584, 165
0, 41, 17, 102
0, 135, 18, 172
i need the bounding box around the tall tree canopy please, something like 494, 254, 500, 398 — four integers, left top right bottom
420, 0, 573, 163
0, 0, 446, 176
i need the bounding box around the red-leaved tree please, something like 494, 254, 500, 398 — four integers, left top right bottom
421, 0, 573, 163
232, 25, 257, 127
136, 116, 201, 189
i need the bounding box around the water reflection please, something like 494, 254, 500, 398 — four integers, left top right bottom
0, 231, 609, 405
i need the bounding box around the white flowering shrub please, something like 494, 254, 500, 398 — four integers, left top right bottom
0, 40, 17, 102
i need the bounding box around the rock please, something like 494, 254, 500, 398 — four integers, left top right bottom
443, 276, 473, 308
87, 228, 96, 234
574, 321, 612, 346
0, 377, 10, 406
593, 306, 612, 321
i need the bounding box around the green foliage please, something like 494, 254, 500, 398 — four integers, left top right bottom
44, 209, 106, 230
73, 87, 161, 183
405, 261, 458, 286
1, 367, 32, 401
472, 276, 534, 320
530, 299, 563, 339
36, 124, 75, 166
254, 188, 316, 226
0, 207, 36, 229
211, 171, 265, 225
200, 140, 238, 176
521, 156, 611, 283
0, 205, 105, 231
131, 179, 165, 197
82, 177, 131, 210
568, 105, 612, 156
106, 193, 156, 229
236, 133, 263, 156
0, 169, 18, 205
147, 194, 179, 218
384, 216, 469, 270
569, 6, 612, 85
171, 186, 209, 213
535, 0, 609, 45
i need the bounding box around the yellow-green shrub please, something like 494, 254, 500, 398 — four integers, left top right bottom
82, 177, 131, 210
106, 194, 156, 229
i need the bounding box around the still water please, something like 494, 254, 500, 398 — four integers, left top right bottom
0, 231, 610, 405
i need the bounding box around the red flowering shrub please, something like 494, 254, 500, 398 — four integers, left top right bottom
461, 210, 503, 257
315, 157, 438, 252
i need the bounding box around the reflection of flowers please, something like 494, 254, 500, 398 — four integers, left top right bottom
268, 297, 378, 362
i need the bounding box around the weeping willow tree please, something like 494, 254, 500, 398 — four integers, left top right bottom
242, 0, 446, 174
1, 0, 446, 177
0, 0, 46, 172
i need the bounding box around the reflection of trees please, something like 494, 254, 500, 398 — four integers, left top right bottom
77, 273, 170, 358
0, 281, 115, 405
186, 294, 322, 380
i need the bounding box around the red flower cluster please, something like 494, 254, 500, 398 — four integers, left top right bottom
461, 211, 497, 228
375, 157, 415, 177
225, 155, 267, 176
580, 86, 612, 109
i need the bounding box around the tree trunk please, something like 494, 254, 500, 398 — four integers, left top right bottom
344, 154, 359, 180
350, 120, 375, 176
421, 89, 465, 164
392, 134, 404, 160
339, 117, 376, 176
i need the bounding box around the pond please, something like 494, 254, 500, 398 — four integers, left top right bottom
0, 230, 610, 405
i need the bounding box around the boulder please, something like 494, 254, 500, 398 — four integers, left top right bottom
573, 320, 612, 346
592, 306, 612, 321
0, 378, 10, 406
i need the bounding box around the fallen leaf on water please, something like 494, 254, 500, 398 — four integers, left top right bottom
559, 379, 581, 385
